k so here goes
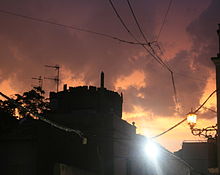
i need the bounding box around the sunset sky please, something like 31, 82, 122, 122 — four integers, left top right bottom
0, 0, 220, 152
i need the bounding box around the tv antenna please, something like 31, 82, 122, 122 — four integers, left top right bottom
44, 64, 60, 92
32, 76, 43, 89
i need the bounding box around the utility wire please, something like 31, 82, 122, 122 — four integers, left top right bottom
108, 0, 164, 66
109, 0, 178, 105
0, 8, 166, 69
152, 118, 187, 139
108, 0, 171, 69
171, 71, 178, 104
108, 0, 137, 41
109, 0, 166, 67
152, 89, 217, 139
126, 0, 160, 56
203, 106, 217, 113
126, 0, 178, 105
0, 9, 149, 46
156, 0, 173, 41
126, 0, 150, 44
194, 89, 217, 113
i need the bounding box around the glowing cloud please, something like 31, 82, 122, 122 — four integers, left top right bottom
114, 70, 146, 91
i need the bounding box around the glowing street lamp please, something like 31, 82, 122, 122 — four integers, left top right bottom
187, 111, 217, 139
187, 112, 197, 129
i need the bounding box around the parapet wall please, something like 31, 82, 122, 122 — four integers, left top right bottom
50, 85, 123, 118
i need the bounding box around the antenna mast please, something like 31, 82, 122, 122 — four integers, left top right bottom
44, 64, 60, 92
32, 76, 43, 89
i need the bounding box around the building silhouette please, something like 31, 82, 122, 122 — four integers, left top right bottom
175, 140, 217, 175
0, 72, 193, 175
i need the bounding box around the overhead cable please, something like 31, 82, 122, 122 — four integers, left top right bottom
203, 106, 217, 113
126, 0, 150, 44
125, 0, 178, 105
152, 89, 217, 139
194, 89, 217, 113
0, 9, 149, 46
151, 117, 186, 139
171, 71, 178, 105
108, 0, 169, 68
108, 0, 178, 105
156, 0, 173, 41
108, 0, 137, 41
126, 0, 202, 98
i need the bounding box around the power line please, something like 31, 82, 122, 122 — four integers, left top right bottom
156, 0, 173, 41
152, 89, 217, 139
108, 0, 170, 68
0, 9, 149, 46
126, 0, 179, 104
171, 71, 178, 104
194, 89, 217, 113
0, 8, 167, 70
108, 0, 135, 40
203, 106, 217, 113
125, 0, 160, 56
108, 0, 178, 105
126, 0, 150, 44
152, 118, 187, 139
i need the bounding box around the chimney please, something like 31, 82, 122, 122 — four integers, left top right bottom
63, 84, 67, 91
100, 71, 104, 88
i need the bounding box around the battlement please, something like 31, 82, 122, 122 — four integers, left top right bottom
50, 72, 123, 118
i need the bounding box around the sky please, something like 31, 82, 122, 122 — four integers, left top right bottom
0, 0, 220, 152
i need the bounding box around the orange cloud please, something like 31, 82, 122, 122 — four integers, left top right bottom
114, 70, 146, 91
0, 77, 17, 100
60, 67, 86, 88
199, 71, 216, 111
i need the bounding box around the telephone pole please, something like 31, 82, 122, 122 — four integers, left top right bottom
44, 64, 60, 92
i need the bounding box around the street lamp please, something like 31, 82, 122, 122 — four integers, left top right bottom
187, 112, 197, 129
187, 112, 217, 139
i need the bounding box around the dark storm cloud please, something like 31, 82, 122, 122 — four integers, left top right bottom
187, 0, 219, 67
0, 0, 219, 118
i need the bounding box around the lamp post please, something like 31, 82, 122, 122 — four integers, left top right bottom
187, 112, 217, 139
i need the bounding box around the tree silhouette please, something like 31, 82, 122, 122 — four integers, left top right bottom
0, 86, 50, 120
